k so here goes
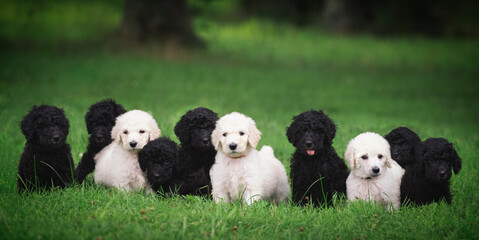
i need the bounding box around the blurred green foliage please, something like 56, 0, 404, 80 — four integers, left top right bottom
2, 0, 478, 47
0, 0, 122, 43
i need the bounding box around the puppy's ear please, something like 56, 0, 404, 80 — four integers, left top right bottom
286, 118, 298, 146
174, 116, 190, 143
449, 143, 462, 174
248, 120, 262, 149
138, 150, 148, 172
320, 111, 337, 144
149, 125, 161, 141
385, 144, 392, 168
414, 142, 425, 168
114, 103, 127, 116
344, 142, 356, 169
211, 128, 221, 150
385, 155, 392, 168
55, 108, 70, 135
20, 106, 38, 141
111, 120, 122, 143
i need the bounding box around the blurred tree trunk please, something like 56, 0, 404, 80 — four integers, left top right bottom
322, 0, 373, 32
121, 0, 204, 48
322, 0, 351, 32
241, 0, 324, 26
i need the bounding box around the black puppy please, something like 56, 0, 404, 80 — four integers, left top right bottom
400, 138, 462, 205
173, 107, 218, 195
385, 127, 422, 168
74, 99, 126, 183
286, 110, 349, 206
138, 137, 179, 194
17, 105, 75, 191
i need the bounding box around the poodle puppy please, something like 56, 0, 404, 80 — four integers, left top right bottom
138, 137, 179, 194
210, 112, 291, 204
74, 99, 126, 183
173, 107, 218, 195
400, 138, 461, 205
94, 110, 161, 192
286, 110, 349, 206
345, 132, 404, 210
385, 127, 421, 168
17, 105, 75, 191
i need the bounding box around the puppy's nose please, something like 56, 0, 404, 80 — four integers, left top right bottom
130, 141, 137, 148
52, 135, 60, 143
438, 170, 447, 178
202, 138, 209, 144
229, 143, 237, 150
153, 173, 161, 180
372, 167, 380, 174
305, 141, 313, 148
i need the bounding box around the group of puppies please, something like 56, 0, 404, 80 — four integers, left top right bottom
17, 100, 462, 209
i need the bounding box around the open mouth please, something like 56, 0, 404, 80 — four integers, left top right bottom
306, 150, 315, 156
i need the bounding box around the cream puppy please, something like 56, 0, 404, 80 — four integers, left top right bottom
210, 112, 290, 204
345, 132, 404, 210
94, 110, 161, 192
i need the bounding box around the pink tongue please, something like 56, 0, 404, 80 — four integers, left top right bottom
307, 150, 315, 156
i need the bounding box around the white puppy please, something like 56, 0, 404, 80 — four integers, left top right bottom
345, 132, 404, 210
210, 112, 290, 205
94, 110, 161, 192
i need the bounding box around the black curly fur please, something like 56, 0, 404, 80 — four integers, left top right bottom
286, 110, 349, 206
400, 138, 462, 205
385, 127, 422, 168
139, 137, 179, 194
74, 99, 126, 183
173, 107, 218, 196
17, 105, 75, 192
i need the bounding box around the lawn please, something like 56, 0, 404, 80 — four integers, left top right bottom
1, 2, 479, 239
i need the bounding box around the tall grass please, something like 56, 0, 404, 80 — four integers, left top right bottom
1, 2, 479, 239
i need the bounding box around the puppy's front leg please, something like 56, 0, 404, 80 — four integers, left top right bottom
118, 184, 132, 192
244, 189, 262, 205
212, 190, 230, 203
390, 199, 400, 210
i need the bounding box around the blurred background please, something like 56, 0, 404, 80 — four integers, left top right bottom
1, 0, 478, 147
1, 0, 478, 50
1, 0, 478, 137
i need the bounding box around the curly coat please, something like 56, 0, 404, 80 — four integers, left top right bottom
173, 107, 218, 195
138, 137, 179, 194
286, 110, 349, 206
385, 127, 422, 169
74, 99, 126, 183
400, 138, 461, 205
17, 105, 75, 191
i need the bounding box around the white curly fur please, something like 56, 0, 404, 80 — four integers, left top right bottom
345, 132, 404, 210
210, 112, 290, 205
94, 110, 161, 192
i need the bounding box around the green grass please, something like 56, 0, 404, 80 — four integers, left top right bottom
1, 3, 479, 239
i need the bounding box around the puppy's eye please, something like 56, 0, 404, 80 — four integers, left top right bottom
223, 133, 227, 137
123, 130, 128, 134
378, 154, 383, 159
239, 131, 245, 136
139, 130, 145, 134
361, 155, 368, 160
